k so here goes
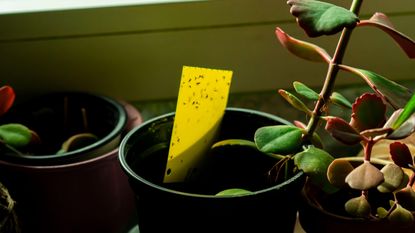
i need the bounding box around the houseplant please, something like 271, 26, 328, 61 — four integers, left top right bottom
252, 0, 415, 232
119, 107, 305, 233
0, 85, 142, 233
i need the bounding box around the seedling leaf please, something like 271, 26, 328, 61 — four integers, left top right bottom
0, 123, 32, 148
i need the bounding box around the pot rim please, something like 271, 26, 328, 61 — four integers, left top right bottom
1, 92, 128, 164
119, 107, 305, 199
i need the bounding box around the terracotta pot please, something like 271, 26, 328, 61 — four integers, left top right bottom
0, 92, 142, 233
119, 107, 305, 233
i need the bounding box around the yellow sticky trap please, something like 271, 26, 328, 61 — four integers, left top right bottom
163, 66, 233, 183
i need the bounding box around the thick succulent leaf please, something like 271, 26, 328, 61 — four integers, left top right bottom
358, 13, 415, 59
287, 0, 359, 37
275, 27, 331, 63
293, 81, 319, 100
327, 159, 354, 188
350, 93, 386, 132
0, 123, 32, 148
278, 89, 312, 115
391, 93, 415, 130
345, 161, 384, 190
254, 125, 303, 154
388, 204, 414, 224
0, 85, 15, 116
330, 92, 352, 108
396, 186, 415, 211
215, 188, 253, 196
377, 207, 389, 219
377, 163, 405, 193
339, 65, 413, 109
294, 146, 338, 193
389, 142, 413, 168
345, 195, 372, 218
325, 117, 362, 145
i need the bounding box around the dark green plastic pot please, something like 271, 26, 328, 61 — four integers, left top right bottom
119, 107, 305, 233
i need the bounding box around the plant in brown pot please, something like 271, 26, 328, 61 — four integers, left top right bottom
0, 85, 141, 233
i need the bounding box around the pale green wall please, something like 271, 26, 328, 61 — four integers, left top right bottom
0, 0, 414, 102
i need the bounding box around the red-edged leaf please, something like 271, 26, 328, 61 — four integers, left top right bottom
390, 142, 413, 168
358, 13, 415, 59
339, 65, 412, 109
0, 85, 15, 116
325, 117, 362, 145
287, 0, 359, 37
275, 27, 331, 63
350, 93, 386, 132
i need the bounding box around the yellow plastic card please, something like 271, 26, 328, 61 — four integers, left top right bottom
163, 66, 233, 183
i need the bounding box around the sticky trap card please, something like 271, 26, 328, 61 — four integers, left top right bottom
163, 66, 233, 183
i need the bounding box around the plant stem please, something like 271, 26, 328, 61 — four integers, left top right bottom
304, 0, 363, 139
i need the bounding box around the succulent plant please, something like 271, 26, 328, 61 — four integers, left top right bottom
253, 0, 415, 223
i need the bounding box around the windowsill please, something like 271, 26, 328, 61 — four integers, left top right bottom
0, 0, 202, 14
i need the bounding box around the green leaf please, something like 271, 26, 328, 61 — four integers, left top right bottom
377, 163, 405, 193
345, 195, 372, 218
358, 13, 415, 59
287, 0, 359, 37
215, 188, 253, 196
330, 92, 352, 108
255, 125, 303, 155
278, 89, 312, 115
377, 207, 389, 219
339, 65, 413, 109
294, 146, 338, 193
392, 93, 415, 130
293, 81, 319, 100
388, 204, 414, 224
0, 123, 32, 148
275, 27, 331, 63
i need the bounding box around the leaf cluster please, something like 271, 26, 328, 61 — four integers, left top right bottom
253, 0, 415, 223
